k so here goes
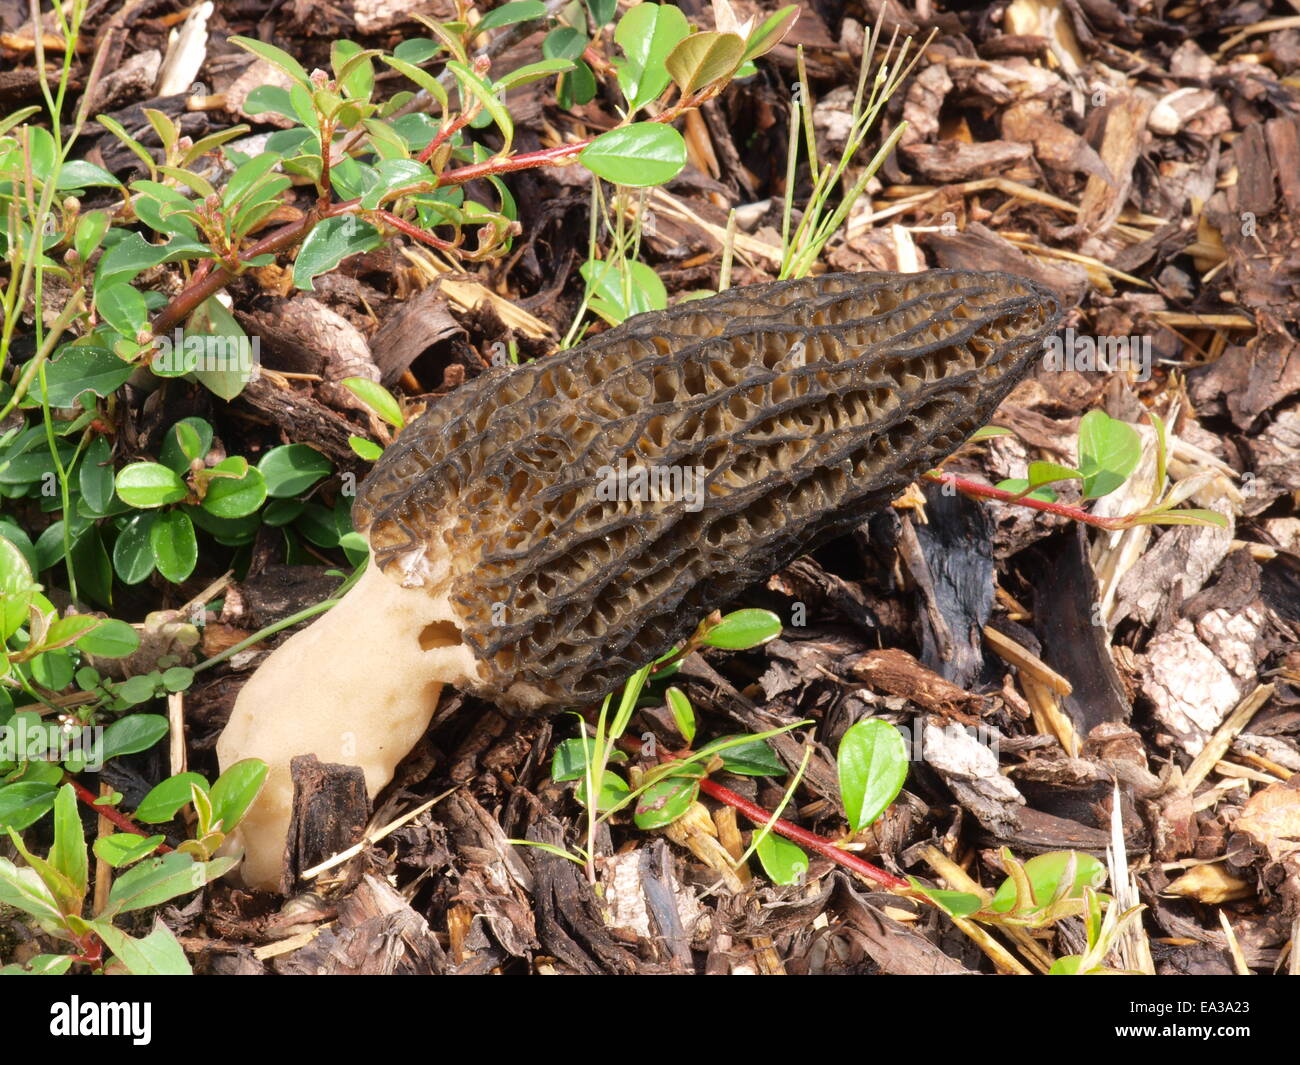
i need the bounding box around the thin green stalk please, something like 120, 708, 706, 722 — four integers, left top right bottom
718, 208, 737, 292
780, 81, 801, 255
0, 287, 85, 423
36, 362, 89, 603
560, 178, 603, 349
191, 561, 368, 673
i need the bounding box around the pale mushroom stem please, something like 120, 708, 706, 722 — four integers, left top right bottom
217, 561, 466, 890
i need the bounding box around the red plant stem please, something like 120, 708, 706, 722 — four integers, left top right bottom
70, 931, 104, 967
419, 110, 475, 163
697, 778, 908, 890
151, 80, 720, 334
372, 209, 457, 250
150, 210, 319, 334
438, 140, 588, 184
921, 470, 1128, 529
67, 777, 172, 852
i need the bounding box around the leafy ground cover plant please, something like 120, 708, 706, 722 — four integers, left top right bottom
0, 761, 264, 973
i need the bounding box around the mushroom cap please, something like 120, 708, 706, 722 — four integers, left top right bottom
353, 270, 1062, 712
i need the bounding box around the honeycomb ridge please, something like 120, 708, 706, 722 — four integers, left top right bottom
354, 270, 1063, 710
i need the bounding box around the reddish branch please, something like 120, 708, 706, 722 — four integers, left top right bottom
150, 209, 319, 334
68, 776, 173, 852
922, 469, 1131, 529
149, 78, 718, 337
696, 778, 908, 890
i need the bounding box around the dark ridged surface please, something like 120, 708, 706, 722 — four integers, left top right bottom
355, 270, 1063, 710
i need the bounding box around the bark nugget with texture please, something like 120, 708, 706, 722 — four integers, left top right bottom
218, 270, 1063, 889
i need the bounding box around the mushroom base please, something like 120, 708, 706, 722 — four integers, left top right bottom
216, 560, 478, 890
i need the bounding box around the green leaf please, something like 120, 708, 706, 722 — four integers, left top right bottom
160, 417, 213, 474
969, 425, 1013, 442
112, 514, 157, 585
228, 35, 311, 87
348, 435, 383, 461
341, 377, 404, 428
43, 615, 101, 650
75, 617, 139, 658
447, 61, 514, 152
755, 831, 808, 885
700, 608, 782, 650
995, 477, 1058, 504
837, 718, 908, 832
714, 736, 784, 777
0, 855, 63, 922
633, 773, 699, 828
665, 31, 746, 94
358, 158, 433, 211
101, 715, 169, 760
74, 210, 110, 260
57, 159, 122, 190
913, 883, 984, 918
222, 152, 282, 211
135, 773, 209, 823
741, 5, 800, 62
208, 759, 268, 833
665, 686, 695, 744
331, 40, 376, 102
183, 297, 257, 400
244, 85, 297, 122
78, 436, 115, 514
49, 785, 87, 903
0, 953, 74, 975
40, 346, 134, 407
93, 833, 165, 868
0, 783, 58, 831
990, 852, 1107, 914
557, 59, 597, 108
579, 123, 686, 187
1077, 410, 1140, 500
585, 0, 618, 26
93, 918, 193, 975
1025, 461, 1083, 492
542, 26, 588, 60
586, 770, 631, 813
580, 259, 667, 324
614, 2, 689, 111
95, 231, 207, 289
292, 215, 383, 290
104, 851, 234, 916
31, 648, 75, 690
150, 509, 197, 582
392, 39, 441, 63
495, 58, 575, 93
257, 444, 333, 497
294, 502, 340, 548
25, 125, 56, 181
378, 55, 449, 111
115, 462, 188, 508
0, 534, 37, 640
551, 737, 593, 781
474, 0, 546, 33
201, 466, 266, 519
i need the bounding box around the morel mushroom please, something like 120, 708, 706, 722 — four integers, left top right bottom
217, 270, 1062, 889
